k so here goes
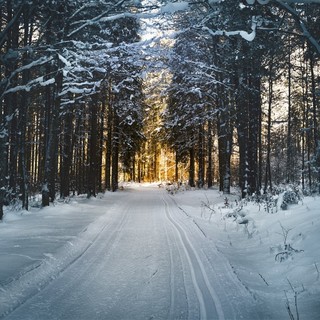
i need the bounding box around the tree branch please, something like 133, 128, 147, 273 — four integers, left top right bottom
274, 0, 320, 55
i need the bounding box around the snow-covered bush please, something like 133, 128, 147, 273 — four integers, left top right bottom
274, 223, 304, 262
242, 185, 302, 213
275, 243, 303, 262
242, 192, 278, 213
6, 197, 23, 211
279, 190, 301, 210
165, 182, 180, 195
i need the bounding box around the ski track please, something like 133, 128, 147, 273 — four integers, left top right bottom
1, 187, 266, 319
167, 193, 266, 320
162, 195, 225, 320
163, 212, 176, 319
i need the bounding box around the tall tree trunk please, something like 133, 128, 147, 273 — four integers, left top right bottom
60, 106, 73, 198
264, 62, 273, 193
105, 101, 113, 191
236, 99, 248, 198
175, 151, 179, 182
258, 93, 263, 194
189, 147, 195, 187
207, 120, 213, 188
234, 62, 249, 198
111, 111, 119, 192
42, 65, 62, 207
197, 125, 204, 188
18, 15, 32, 210
301, 54, 308, 192
0, 108, 5, 218
0, 122, 6, 219
248, 74, 261, 195
286, 43, 293, 183
309, 51, 320, 192
88, 101, 98, 198
0, 0, 18, 214
18, 3, 34, 210
218, 106, 232, 195
7, 1, 19, 200
98, 100, 106, 192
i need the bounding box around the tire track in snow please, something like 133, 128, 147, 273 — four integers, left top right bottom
163, 195, 225, 320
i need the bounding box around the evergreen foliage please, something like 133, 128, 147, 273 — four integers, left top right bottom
0, 0, 319, 217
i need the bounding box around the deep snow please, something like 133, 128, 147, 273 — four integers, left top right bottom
0, 184, 319, 319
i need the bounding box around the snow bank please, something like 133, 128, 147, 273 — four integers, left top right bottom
173, 188, 320, 319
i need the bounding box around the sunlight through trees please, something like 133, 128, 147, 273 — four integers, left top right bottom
0, 0, 319, 217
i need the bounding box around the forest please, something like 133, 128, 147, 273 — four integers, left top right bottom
0, 0, 319, 219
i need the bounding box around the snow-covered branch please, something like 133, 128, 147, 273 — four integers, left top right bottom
67, 0, 127, 37
202, 17, 258, 42
0, 56, 54, 99
274, 0, 320, 55
4, 77, 55, 95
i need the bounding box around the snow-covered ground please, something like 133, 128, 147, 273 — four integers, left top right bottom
0, 184, 319, 319
172, 186, 320, 319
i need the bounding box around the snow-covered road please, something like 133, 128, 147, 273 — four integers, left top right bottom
1, 186, 267, 319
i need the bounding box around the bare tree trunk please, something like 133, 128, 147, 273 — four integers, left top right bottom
87, 101, 98, 198
111, 111, 119, 192
264, 62, 273, 193
309, 51, 320, 192
0, 0, 21, 214
258, 91, 263, 193
42, 65, 62, 207
7, 1, 20, 200
197, 125, 204, 188
189, 147, 195, 187
286, 43, 293, 183
218, 106, 232, 195
60, 106, 73, 198
247, 72, 261, 195
207, 120, 213, 188
0, 128, 5, 218
105, 100, 113, 191
18, 13, 32, 210
175, 151, 179, 182
98, 99, 106, 192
